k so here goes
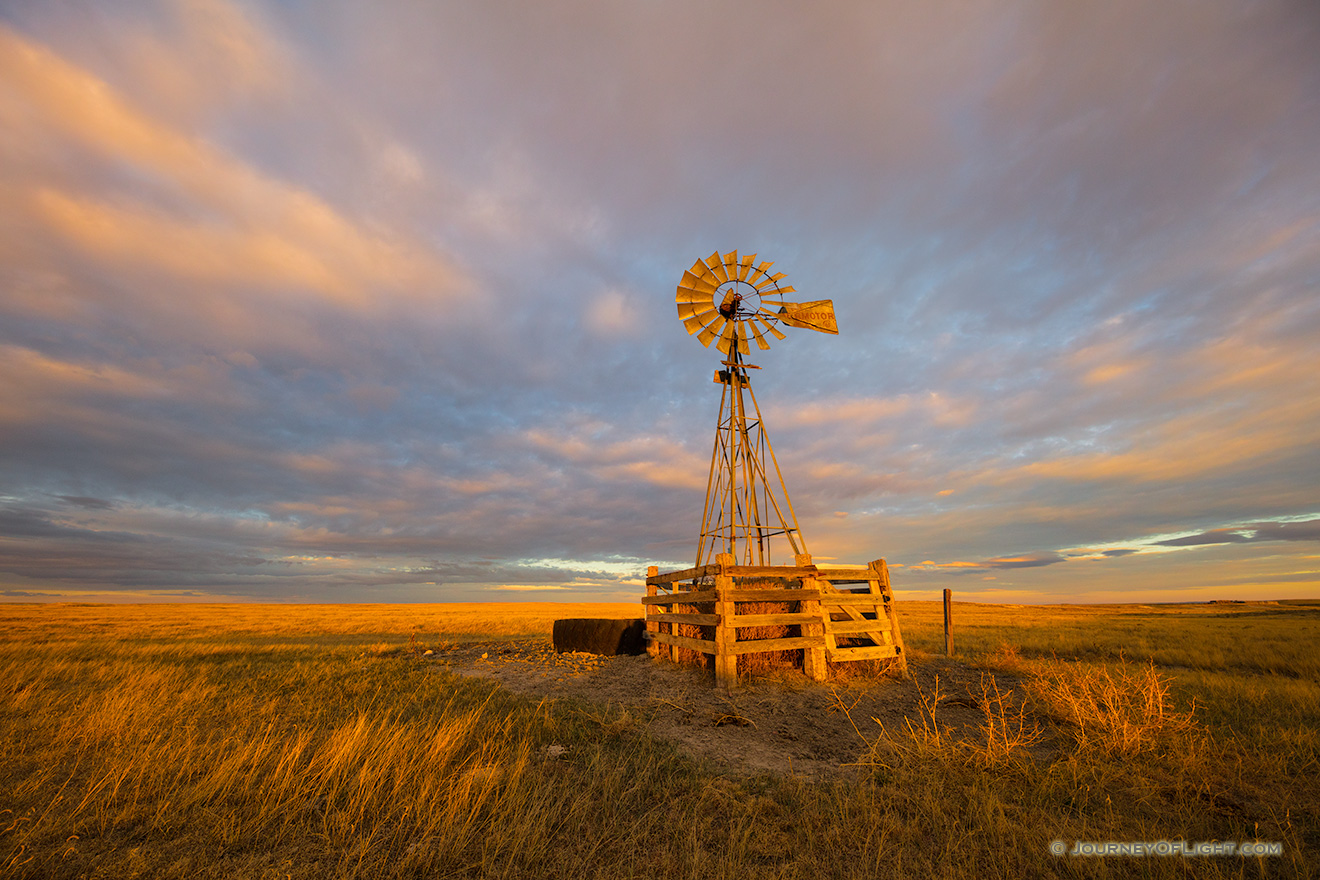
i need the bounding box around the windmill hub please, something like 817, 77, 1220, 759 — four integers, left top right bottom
717, 290, 742, 319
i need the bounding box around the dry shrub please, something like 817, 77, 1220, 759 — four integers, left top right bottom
861, 674, 1041, 769
973, 674, 1042, 766
1025, 656, 1198, 756
983, 642, 1027, 671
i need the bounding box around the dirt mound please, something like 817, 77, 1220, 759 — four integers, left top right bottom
438, 639, 1021, 779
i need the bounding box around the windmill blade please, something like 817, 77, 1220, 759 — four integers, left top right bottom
755, 271, 787, 291
706, 251, 730, 283
716, 320, 737, 354
734, 325, 750, 355
681, 269, 718, 294
737, 254, 755, 281
690, 259, 720, 286
697, 317, 726, 348
676, 284, 716, 305
722, 250, 740, 278
754, 316, 787, 341
683, 311, 719, 334
697, 307, 727, 333
778, 300, 839, 334
678, 301, 716, 321
747, 319, 772, 351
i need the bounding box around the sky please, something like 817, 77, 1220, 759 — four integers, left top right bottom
1, 0, 1318, 605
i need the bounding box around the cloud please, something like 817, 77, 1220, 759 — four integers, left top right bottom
585, 288, 639, 337
1156, 530, 1255, 547
1155, 519, 1320, 547
0, 23, 471, 352
56, 495, 115, 510
910, 551, 1068, 574
1, 1, 1318, 603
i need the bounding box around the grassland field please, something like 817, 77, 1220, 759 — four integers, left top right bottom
1, 599, 1317, 879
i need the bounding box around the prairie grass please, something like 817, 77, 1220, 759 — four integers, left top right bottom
894, 598, 1320, 677
1, 600, 1317, 878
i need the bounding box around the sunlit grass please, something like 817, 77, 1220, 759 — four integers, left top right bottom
1, 601, 1316, 878
895, 599, 1320, 677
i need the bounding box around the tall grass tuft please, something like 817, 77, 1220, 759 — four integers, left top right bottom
1025, 656, 1200, 756
859, 674, 1041, 770
983, 645, 1201, 756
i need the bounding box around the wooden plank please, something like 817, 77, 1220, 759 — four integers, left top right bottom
827, 645, 901, 662
870, 559, 908, 677
820, 593, 890, 606
824, 618, 893, 635
647, 611, 720, 626
725, 565, 815, 578
814, 568, 876, 581
729, 612, 818, 627
800, 597, 827, 681
729, 635, 826, 655
646, 564, 719, 585
640, 589, 719, 605
727, 588, 823, 602
803, 576, 839, 654
648, 631, 717, 654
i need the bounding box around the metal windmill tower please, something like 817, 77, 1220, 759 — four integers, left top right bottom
675, 250, 838, 570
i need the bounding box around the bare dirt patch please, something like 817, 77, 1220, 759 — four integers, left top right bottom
434, 639, 1031, 778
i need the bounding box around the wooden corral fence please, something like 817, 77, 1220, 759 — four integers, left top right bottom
643, 553, 907, 688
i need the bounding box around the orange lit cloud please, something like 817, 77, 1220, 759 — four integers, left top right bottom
0, 24, 467, 320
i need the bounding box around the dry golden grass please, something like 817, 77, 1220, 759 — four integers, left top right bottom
1, 600, 1316, 878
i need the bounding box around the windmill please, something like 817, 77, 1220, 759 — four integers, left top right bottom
643, 250, 905, 688
675, 250, 838, 569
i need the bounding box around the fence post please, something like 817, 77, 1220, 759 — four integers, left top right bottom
796, 553, 826, 681
713, 553, 737, 688
645, 566, 660, 659
943, 588, 953, 657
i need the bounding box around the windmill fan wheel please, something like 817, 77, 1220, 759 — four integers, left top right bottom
675, 250, 837, 355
